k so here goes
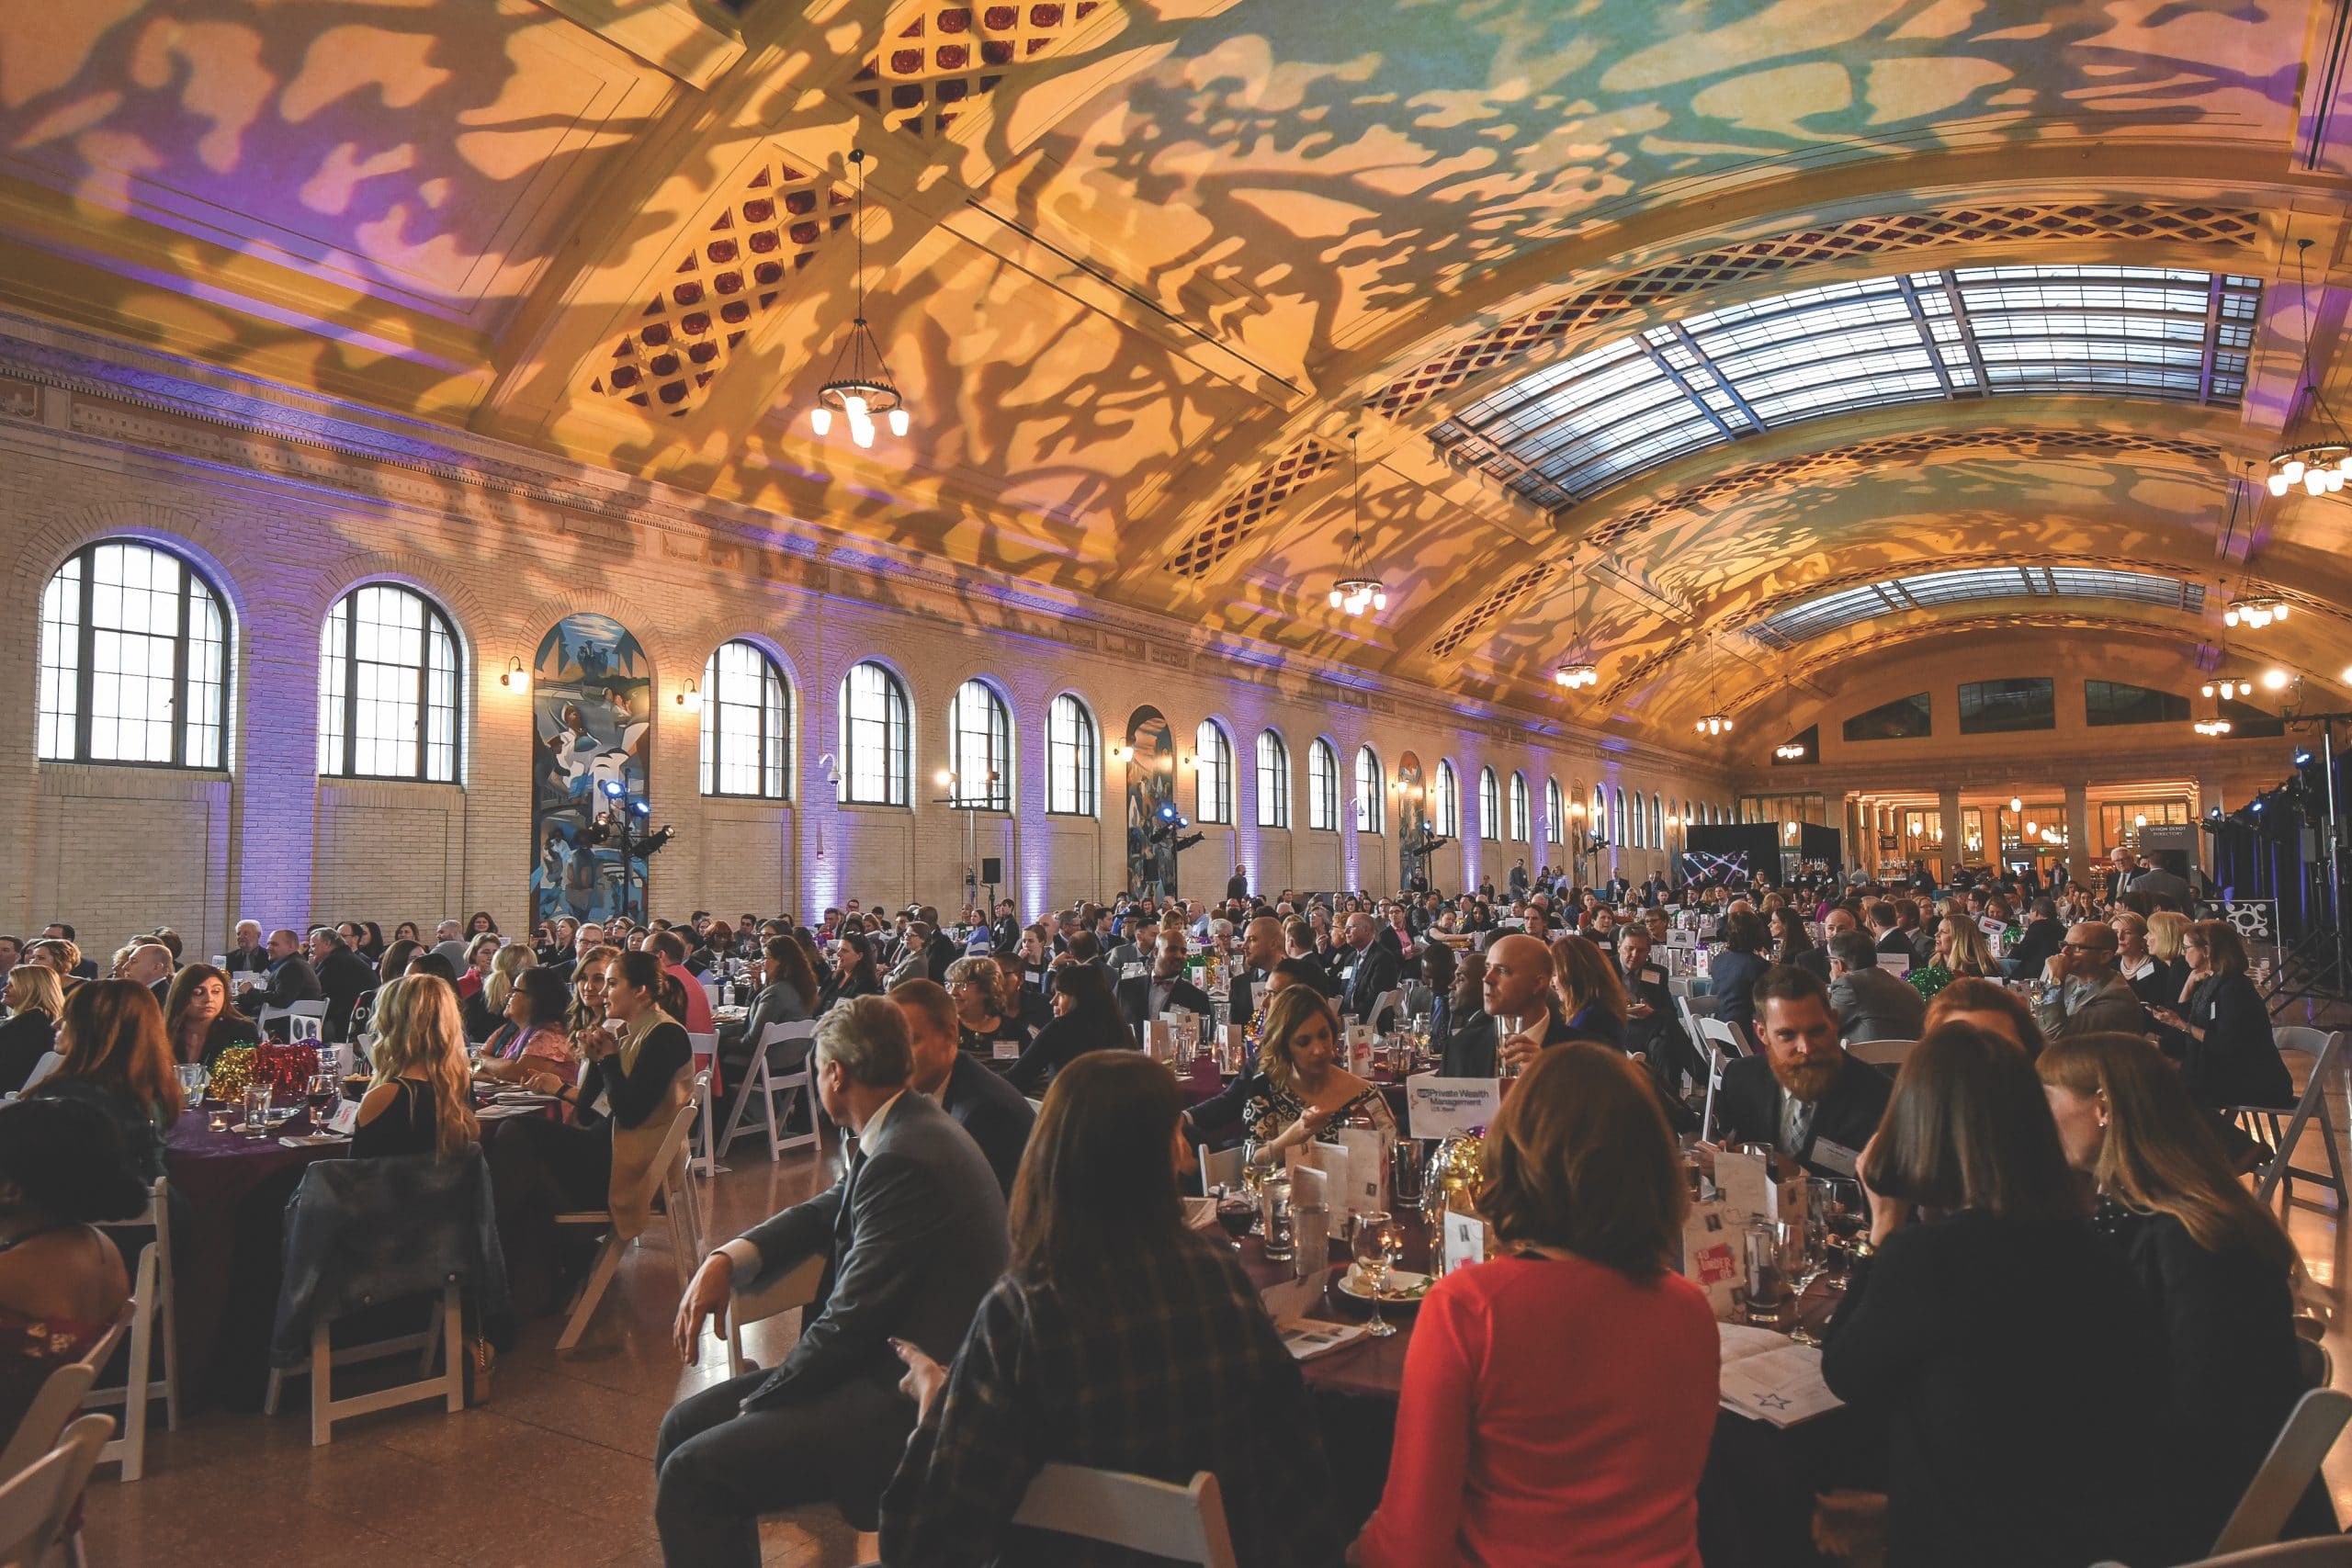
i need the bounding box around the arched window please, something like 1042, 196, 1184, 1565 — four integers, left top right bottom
1046, 694, 1097, 816
699, 639, 788, 799
1611, 787, 1627, 845
1592, 784, 1606, 834
1652, 793, 1665, 850
317, 582, 458, 783
40, 539, 228, 769
1510, 773, 1531, 842
1354, 746, 1383, 834
945, 679, 1012, 809
838, 660, 910, 806
1478, 767, 1500, 840
1547, 776, 1565, 843
1195, 719, 1234, 823
1255, 729, 1290, 829
1307, 739, 1340, 831
1628, 784, 1645, 848
1433, 761, 1460, 840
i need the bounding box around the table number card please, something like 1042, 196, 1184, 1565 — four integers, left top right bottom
1443, 1210, 1486, 1269
1405, 1074, 1500, 1140
325, 1098, 359, 1135
1343, 1021, 1374, 1072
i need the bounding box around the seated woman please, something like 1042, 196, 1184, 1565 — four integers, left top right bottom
31, 981, 183, 1183
475, 967, 581, 1087
0, 964, 64, 1094
487, 950, 692, 1314
717, 934, 817, 1085
2041, 1032, 2332, 1549
2150, 920, 2293, 1113
352, 976, 481, 1160
944, 956, 1031, 1061
1770, 906, 1817, 972
1821, 1023, 2169, 1568
1184, 985, 1396, 1156
463, 942, 533, 1043
458, 933, 501, 1006
879, 1051, 1345, 1566
0, 1098, 148, 1443
2111, 912, 2187, 1010
1707, 909, 1770, 1042
1353, 1045, 1719, 1568
819, 931, 884, 1010
1922, 976, 2048, 1058
162, 963, 259, 1068
1551, 933, 1627, 1050
1910, 917, 1997, 1002
1003, 962, 1133, 1096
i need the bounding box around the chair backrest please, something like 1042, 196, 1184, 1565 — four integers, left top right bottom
1699, 1017, 1749, 1058
1197, 1144, 1243, 1195
2169, 1538, 2352, 1566
18, 1052, 62, 1091
1849, 1038, 1917, 1068
623, 1097, 705, 1220
0, 1414, 110, 1567
0, 1359, 99, 1487
687, 1031, 719, 1063
2273, 1026, 2338, 1063
2212, 1387, 2352, 1555
754, 1020, 818, 1071
1011, 1463, 1238, 1568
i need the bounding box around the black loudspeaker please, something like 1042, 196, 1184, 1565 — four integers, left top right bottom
981, 857, 1002, 883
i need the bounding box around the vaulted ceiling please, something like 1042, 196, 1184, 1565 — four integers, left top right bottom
4, 0, 2350, 757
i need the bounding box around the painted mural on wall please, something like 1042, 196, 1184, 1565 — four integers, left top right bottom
531, 614, 652, 924
1396, 750, 1433, 892
1124, 705, 1179, 899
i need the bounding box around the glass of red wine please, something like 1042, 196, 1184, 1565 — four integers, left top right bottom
1210, 1184, 1255, 1252
305, 1072, 338, 1124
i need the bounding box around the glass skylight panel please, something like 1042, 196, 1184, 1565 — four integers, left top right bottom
1435, 265, 2260, 506
1753, 565, 2200, 645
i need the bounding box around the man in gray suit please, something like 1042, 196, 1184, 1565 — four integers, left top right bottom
658, 996, 1009, 1568
1826, 930, 1926, 1046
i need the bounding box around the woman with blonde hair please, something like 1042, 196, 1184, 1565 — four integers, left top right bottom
1910, 916, 1996, 1001
463, 940, 532, 1043
1183, 983, 1394, 1154
2149, 920, 2293, 1112
32, 980, 182, 1181
352, 975, 480, 1159
1550, 933, 1627, 1049
2040, 1032, 2329, 1546
944, 955, 1027, 1058
0, 964, 64, 1095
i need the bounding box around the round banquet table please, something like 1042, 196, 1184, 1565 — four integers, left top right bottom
1233, 1211, 1866, 1567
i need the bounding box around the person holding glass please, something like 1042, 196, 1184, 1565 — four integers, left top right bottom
1549, 933, 1628, 1050
2040, 1032, 2333, 1548
1182, 985, 1395, 1156
879, 1050, 1345, 1567
162, 962, 259, 1068
1820, 1023, 2168, 1568
1351, 1043, 1716, 1567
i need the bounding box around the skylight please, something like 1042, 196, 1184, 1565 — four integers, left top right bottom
1747, 566, 2205, 649
1431, 266, 2261, 510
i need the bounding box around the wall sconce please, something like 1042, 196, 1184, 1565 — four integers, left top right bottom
2133, 812, 2148, 829
500, 658, 529, 694
1570, 802, 1587, 818
2008, 796, 2023, 813
676, 680, 702, 713
1108, 741, 1131, 764
1182, 751, 1197, 770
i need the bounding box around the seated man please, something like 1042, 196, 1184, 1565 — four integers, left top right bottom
661, 998, 1009, 1568
255, 927, 323, 1011
1444, 933, 1570, 1077
1114, 932, 1214, 1050
890, 978, 1035, 1196
1826, 930, 1926, 1045
2032, 921, 2149, 1042
1712, 965, 1891, 1180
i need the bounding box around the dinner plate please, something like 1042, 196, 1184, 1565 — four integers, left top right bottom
490, 1089, 557, 1106
1334, 1267, 1430, 1305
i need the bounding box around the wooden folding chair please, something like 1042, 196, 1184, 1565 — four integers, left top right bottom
263, 1282, 464, 1447
0, 1299, 130, 1486
1849, 1038, 1918, 1070
720, 1255, 827, 1377
1196, 1144, 1243, 1196
2210, 1388, 2352, 1556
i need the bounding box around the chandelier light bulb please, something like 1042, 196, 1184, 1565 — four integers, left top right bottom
2009, 796, 2023, 813
809, 406, 832, 436
888, 407, 910, 437
851, 418, 875, 449
2268, 471, 2291, 496
2306, 468, 2328, 497
843, 394, 867, 417
2285, 458, 2307, 484
1374, 589, 1388, 611
2277, 603, 2290, 621
2263, 668, 2290, 690
1329, 587, 1343, 609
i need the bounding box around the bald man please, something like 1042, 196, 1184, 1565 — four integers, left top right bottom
1229, 915, 1284, 1029
1442, 933, 1570, 1077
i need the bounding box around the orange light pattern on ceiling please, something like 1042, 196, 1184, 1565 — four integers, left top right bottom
590, 157, 854, 418
853, 1, 1108, 139
1165, 435, 1342, 578
1427, 563, 1557, 660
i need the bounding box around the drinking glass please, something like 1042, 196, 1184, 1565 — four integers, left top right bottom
1353, 1210, 1402, 1338
175, 1062, 209, 1111
1496, 1014, 1527, 1080
1260, 1177, 1295, 1263
242, 1083, 272, 1134
1743, 1220, 1786, 1326
1817, 1178, 1866, 1292
305, 1072, 339, 1124
1210, 1185, 1255, 1251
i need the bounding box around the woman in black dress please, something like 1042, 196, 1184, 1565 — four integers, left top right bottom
1003, 962, 1132, 1096
162, 964, 260, 1068
0, 964, 63, 1094
350, 975, 478, 1160
819, 931, 883, 1010
2041, 1032, 2331, 1550
2149, 920, 2292, 1112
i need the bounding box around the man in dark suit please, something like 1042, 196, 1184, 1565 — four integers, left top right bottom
661, 998, 1009, 1568
1712, 965, 1890, 1181
2006, 898, 2066, 981
1114, 934, 1214, 1048
1228, 914, 1284, 1033
1442, 932, 1566, 1077
303, 927, 377, 1043
1340, 911, 1402, 1029
1826, 930, 1927, 1045
1866, 900, 1910, 958
891, 980, 1034, 1195
120, 941, 175, 1005
255, 927, 323, 1012
1225, 864, 1250, 901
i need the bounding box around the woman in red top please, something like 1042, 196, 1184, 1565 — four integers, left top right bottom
1352, 1044, 1719, 1568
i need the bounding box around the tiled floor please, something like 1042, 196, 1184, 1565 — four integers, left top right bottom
76, 1008, 2352, 1564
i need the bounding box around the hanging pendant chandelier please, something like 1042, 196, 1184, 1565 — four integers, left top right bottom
1774, 742, 1805, 760
1694, 711, 1734, 738
1692, 634, 1732, 737
2267, 238, 2350, 496
1329, 429, 1389, 616
808, 149, 909, 448
1555, 662, 1597, 690
2194, 716, 2235, 737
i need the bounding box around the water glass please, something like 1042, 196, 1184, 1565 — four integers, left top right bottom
175, 1062, 209, 1109
1291, 1205, 1329, 1283
1261, 1178, 1294, 1263
1496, 1014, 1527, 1079
1743, 1219, 1787, 1326
1352, 1210, 1403, 1339
242, 1083, 272, 1134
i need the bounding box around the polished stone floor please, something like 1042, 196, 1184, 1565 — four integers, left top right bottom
76, 1010, 2352, 1565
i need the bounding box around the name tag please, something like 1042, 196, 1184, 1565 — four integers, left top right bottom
1640, 965, 1665, 986
1122, 963, 1145, 981
1813, 1138, 1860, 1177
992, 1037, 1020, 1061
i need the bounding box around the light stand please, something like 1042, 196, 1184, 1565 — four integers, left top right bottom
2266, 712, 2350, 1008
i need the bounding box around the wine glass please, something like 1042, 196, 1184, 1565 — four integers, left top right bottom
1210, 1184, 1255, 1252
1352, 1210, 1403, 1338
305, 1071, 339, 1125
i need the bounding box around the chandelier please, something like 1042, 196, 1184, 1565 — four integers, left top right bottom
2223, 595, 2288, 629
2201, 676, 2251, 700
1329, 429, 1388, 616
2267, 239, 2351, 496
1774, 742, 1805, 761
1555, 662, 1597, 690
1692, 634, 1732, 737
1694, 711, 1734, 738
808, 150, 910, 448
2194, 716, 2234, 737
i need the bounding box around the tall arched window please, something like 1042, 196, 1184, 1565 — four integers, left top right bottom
1652, 793, 1665, 851
1195, 719, 1234, 823
1593, 784, 1607, 838
839, 660, 910, 806
1478, 767, 1500, 840
1307, 739, 1340, 831
945, 679, 1012, 809
1611, 786, 1626, 845
1433, 761, 1460, 840
1046, 694, 1097, 816
1255, 729, 1290, 829
699, 639, 788, 799
317, 582, 458, 782
1354, 746, 1383, 834
1628, 785, 1645, 848
40, 539, 228, 769
1509, 773, 1531, 842
1547, 777, 1565, 844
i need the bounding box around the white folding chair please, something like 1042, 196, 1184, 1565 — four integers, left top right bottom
1700, 1046, 1731, 1145
557, 1087, 705, 1352
82, 1245, 163, 1480
0, 1296, 129, 1486
1849, 1038, 1917, 1070
18, 1052, 62, 1091
1010, 1463, 1238, 1568
719, 1254, 827, 1376
1699, 1016, 1751, 1061
2211, 1388, 2352, 1556
263, 1281, 463, 1447
686, 1032, 721, 1179
2241, 1030, 2348, 1212
1197, 1144, 1243, 1195
716, 1021, 820, 1166
0, 1415, 110, 1568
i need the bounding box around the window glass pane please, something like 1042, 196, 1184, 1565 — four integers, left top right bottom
1255, 731, 1289, 829
1844, 693, 1935, 742
1195, 721, 1232, 823
704, 640, 786, 797
1958, 677, 2056, 735
1510, 773, 1530, 841
948, 681, 1011, 809
318, 599, 347, 775
1047, 695, 1096, 816
1354, 747, 1381, 834
1479, 768, 1499, 840
1308, 740, 1338, 831
2085, 680, 2190, 728
1434, 762, 1459, 839
87, 542, 184, 763
40, 543, 228, 770
842, 661, 909, 805
321, 584, 459, 782
37, 557, 83, 761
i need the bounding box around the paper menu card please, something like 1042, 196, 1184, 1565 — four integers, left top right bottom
1718, 1324, 1843, 1427
1405, 1074, 1499, 1140
1258, 1276, 1367, 1362
1288, 1142, 1359, 1237
1443, 1210, 1486, 1269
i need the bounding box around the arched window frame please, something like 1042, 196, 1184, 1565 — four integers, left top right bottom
838, 660, 910, 807
1629, 784, 1645, 848
1354, 746, 1383, 835
699, 638, 790, 799
39, 538, 230, 771
318, 581, 461, 784
1547, 776, 1565, 845
1046, 694, 1098, 817
1307, 739, 1340, 831
1509, 772, 1531, 842
1477, 767, 1500, 841
1195, 719, 1234, 824
1255, 729, 1291, 829
1433, 761, 1460, 840
945, 678, 1013, 810
1652, 793, 1665, 851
